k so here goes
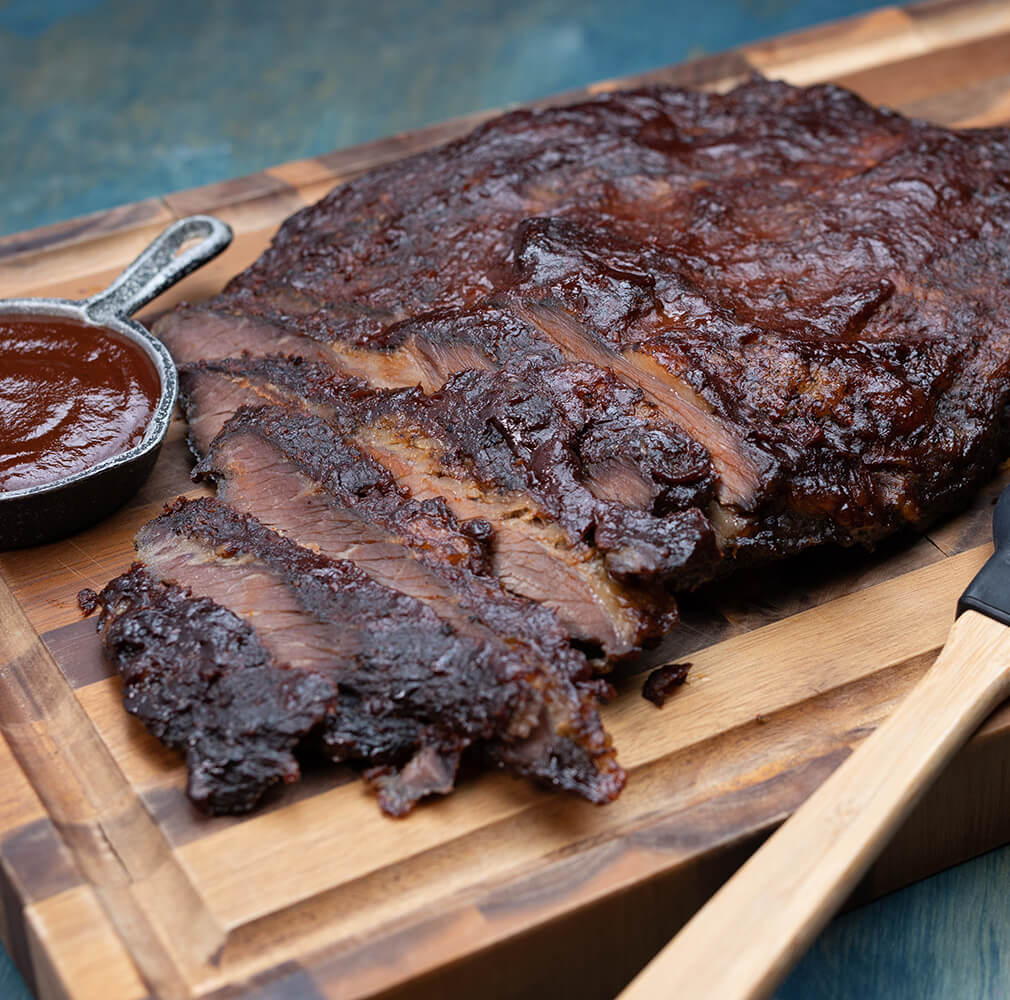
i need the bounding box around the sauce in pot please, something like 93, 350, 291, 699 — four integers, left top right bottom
0, 315, 160, 492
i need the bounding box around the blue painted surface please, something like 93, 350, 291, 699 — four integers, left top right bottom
778, 845, 1010, 999
3, 1, 1009, 998
2, 0, 891, 237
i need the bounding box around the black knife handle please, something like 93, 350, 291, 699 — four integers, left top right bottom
957, 484, 1010, 626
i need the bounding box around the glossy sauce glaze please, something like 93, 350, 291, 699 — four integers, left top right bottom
0, 315, 160, 492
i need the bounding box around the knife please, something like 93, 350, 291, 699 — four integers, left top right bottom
619, 484, 1010, 1000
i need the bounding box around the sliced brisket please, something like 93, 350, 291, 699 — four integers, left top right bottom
159, 79, 1010, 556
94, 77, 1010, 814
92, 567, 336, 813
183, 358, 720, 654
95, 497, 623, 814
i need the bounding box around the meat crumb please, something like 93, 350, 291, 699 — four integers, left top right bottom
76, 588, 99, 616
642, 662, 691, 707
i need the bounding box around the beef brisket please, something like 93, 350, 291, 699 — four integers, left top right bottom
182, 357, 719, 654
91, 77, 1010, 814
93, 566, 336, 813
163, 79, 1010, 556
94, 497, 623, 814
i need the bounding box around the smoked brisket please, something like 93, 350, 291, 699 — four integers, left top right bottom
91, 77, 1010, 814
93, 497, 623, 814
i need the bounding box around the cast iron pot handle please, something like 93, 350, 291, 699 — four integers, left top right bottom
83, 215, 233, 324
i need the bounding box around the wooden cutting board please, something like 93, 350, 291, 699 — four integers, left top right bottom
3, 2, 1010, 997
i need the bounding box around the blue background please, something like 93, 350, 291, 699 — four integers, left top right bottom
3, 1, 1010, 998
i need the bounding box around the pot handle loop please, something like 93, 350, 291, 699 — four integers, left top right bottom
83, 215, 233, 324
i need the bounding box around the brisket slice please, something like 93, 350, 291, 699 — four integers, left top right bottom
182, 357, 720, 654
95, 497, 623, 814
159, 305, 447, 391
93, 567, 335, 813
196, 403, 580, 660
107, 78, 1010, 814
177, 355, 373, 458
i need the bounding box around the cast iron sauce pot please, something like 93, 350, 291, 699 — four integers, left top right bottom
0, 215, 232, 549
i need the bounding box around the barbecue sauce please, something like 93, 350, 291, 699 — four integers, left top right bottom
0, 315, 160, 492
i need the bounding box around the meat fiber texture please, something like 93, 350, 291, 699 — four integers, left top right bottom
90, 77, 1010, 816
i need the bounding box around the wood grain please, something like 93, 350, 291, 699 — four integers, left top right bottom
2, 2, 1010, 997
24, 888, 149, 1000
620, 610, 1010, 1000
0, 578, 225, 997
743, 6, 926, 85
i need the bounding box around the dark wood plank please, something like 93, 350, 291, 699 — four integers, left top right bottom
0, 199, 173, 265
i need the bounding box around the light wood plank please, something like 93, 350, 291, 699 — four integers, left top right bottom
620, 610, 1010, 1000
908, 0, 1010, 50
0, 210, 176, 301
0, 486, 210, 636
25, 888, 148, 1000
744, 7, 926, 85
